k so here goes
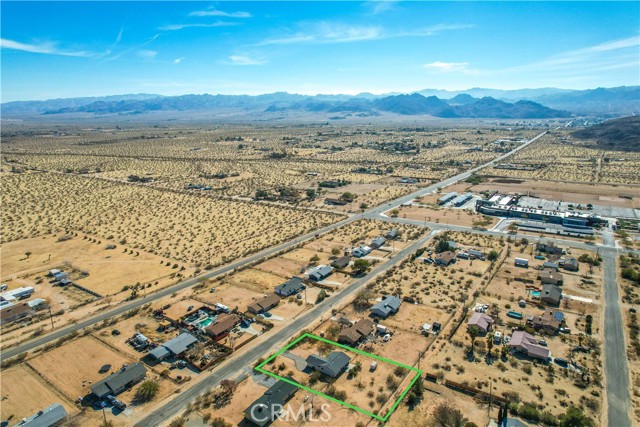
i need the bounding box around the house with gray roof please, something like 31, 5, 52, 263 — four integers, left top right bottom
370, 236, 386, 249
538, 269, 564, 286
370, 295, 402, 318
243, 377, 298, 427
563, 257, 579, 272
90, 363, 147, 398
331, 256, 351, 269
17, 403, 68, 427
275, 277, 305, 297
305, 351, 351, 378
541, 284, 562, 306
307, 265, 334, 282
164, 332, 198, 355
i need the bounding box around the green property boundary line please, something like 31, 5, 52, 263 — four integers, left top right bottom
254, 332, 423, 423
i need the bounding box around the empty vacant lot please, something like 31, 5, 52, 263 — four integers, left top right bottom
2, 171, 342, 267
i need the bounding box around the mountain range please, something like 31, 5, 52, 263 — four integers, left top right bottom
1, 86, 637, 120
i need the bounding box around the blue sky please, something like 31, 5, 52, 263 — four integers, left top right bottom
1, 1, 639, 101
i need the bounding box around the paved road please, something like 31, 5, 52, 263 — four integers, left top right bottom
135, 231, 439, 426
602, 247, 632, 427
1, 130, 546, 362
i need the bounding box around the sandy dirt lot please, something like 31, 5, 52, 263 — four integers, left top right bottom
1, 234, 186, 298
223, 268, 285, 294
390, 204, 498, 228
0, 364, 77, 422
28, 335, 136, 400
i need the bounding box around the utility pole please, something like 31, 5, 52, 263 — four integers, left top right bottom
417, 349, 426, 370
48, 305, 54, 329
101, 402, 107, 426
488, 378, 493, 417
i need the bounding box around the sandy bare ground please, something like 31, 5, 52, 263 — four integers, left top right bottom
390, 204, 498, 228
28, 335, 136, 401
0, 364, 76, 422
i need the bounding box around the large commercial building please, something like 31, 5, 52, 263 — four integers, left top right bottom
475, 200, 605, 228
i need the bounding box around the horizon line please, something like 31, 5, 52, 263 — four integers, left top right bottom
3, 84, 639, 104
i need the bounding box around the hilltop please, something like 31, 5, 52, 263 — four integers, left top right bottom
572, 116, 640, 151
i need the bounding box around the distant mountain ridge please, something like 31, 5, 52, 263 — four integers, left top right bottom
418, 86, 639, 116
2, 86, 637, 119
27, 93, 569, 119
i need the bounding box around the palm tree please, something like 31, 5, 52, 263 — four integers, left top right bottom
486, 334, 494, 361
468, 326, 480, 356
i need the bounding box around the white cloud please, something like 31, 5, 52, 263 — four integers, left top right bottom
137, 49, 157, 59
114, 26, 124, 45
173, 57, 185, 64
255, 22, 473, 46
0, 38, 92, 57
159, 22, 238, 31
190, 9, 251, 18
364, 0, 400, 15
256, 23, 382, 45
500, 35, 640, 75
229, 55, 266, 65
423, 61, 469, 72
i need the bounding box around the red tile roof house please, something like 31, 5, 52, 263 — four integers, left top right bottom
467, 312, 494, 334
509, 330, 550, 360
